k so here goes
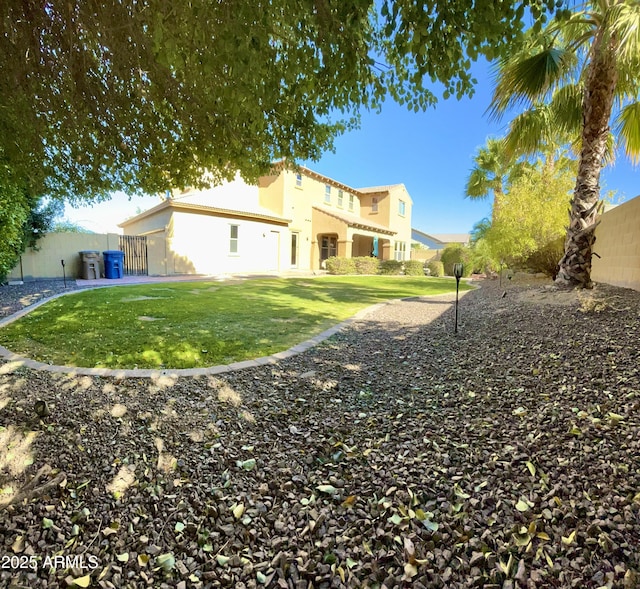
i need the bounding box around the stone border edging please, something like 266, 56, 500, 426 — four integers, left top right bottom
0, 284, 468, 379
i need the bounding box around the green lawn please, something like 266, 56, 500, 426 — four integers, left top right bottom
0, 276, 470, 369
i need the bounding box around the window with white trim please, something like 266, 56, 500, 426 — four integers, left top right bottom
321, 235, 337, 261
337, 190, 344, 207
394, 241, 406, 261
371, 196, 379, 213
398, 200, 406, 216
295, 173, 303, 187
229, 225, 239, 254
324, 184, 331, 203
348, 193, 354, 211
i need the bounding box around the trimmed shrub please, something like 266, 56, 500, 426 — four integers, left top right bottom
325, 257, 355, 275
427, 260, 444, 277
378, 260, 403, 275
404, 260, 425, 275
440, 244, 473, 277
523, 237, 564, 278
353, 256, 380, 275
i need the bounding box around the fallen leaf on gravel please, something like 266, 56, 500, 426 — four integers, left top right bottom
316, 484, 337, 495
70, 575, 91, 588
236, 458, 256, 471
156, 553, 175, 572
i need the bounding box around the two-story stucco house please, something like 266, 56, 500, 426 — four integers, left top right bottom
119, 165, 413, 276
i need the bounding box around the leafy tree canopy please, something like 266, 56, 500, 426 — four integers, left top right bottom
1, 0, 557, 205
0, 183, 63, 281
485, 154, 576, 266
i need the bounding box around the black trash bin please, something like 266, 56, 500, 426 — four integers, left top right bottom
79, 251, 101, 280
103, 250, 125, 279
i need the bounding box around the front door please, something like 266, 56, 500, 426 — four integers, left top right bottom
291, 232, 299, 268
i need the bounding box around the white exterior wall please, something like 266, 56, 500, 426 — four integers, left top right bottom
169, 211, 285, 275
173, 174, 262, 210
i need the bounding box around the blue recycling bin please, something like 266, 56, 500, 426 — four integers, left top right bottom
103, 250, 125, 279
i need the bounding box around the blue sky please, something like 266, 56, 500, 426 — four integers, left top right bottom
63, 60, 639, 235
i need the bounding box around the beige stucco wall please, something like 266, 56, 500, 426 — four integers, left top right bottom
146, 232, 169, 276
386, 185, 413, 259
260, 171, 312, 270
167, 210, 286, 275
121, 208, 172, 236
8, 232, 121, 280
260, 169, 362, 270
410, 249, 438, 262
592, 195, 640, 290
174, 174, 261, 209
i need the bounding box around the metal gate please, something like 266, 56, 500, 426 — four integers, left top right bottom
119, 235, 148, 276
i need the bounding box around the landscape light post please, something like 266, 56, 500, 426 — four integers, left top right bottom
61, 259, 66, 288
453, 263, 463, 334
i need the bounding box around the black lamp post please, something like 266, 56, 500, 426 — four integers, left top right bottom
453, 263, 463, 334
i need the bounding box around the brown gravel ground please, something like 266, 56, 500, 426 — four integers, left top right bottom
0, 280, 82, 319
0, 277, 639, 589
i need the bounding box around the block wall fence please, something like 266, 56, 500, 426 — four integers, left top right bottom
592, 195, 640, 291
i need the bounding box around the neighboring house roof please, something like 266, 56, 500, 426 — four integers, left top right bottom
430, 233, 471, 244
412, 229, 471, 248
119, 199, 291, 228
313, 205, 396, 235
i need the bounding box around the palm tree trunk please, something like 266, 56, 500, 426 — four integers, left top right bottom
556, 31, 618, 288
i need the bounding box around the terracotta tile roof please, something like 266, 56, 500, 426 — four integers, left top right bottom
313, 206, 396, 235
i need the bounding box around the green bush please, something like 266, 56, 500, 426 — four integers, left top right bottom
403, 260, 425, 276
523, 237, 564, 278
378, 260, 403, 275
440, 244, 473, 277
353, 256, 380, 275
325, 257, 355, 275
427, 260, 444, 277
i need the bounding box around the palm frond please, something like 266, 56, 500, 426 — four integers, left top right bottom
607, 2, 640, 64
615, 65, 640, 100
465, 168, 491, 200
549, 84, 583, 138
604, 132, 617, 166
615, 102, 640, 164
488, 45, 574, 120
553, 11, 597, 51
504, 108, 554, 158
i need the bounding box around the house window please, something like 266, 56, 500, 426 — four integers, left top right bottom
371, 196, 379, 213
320, 235, 337, 261
295, 173, 303, 187
394, 241, 406, 261
348, 194, 354, 211
229, 225, 239, 254
291, 232, 299, 267
324, 184, 331, 204
398, 200, 406, 216
337, 190, 344, 208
